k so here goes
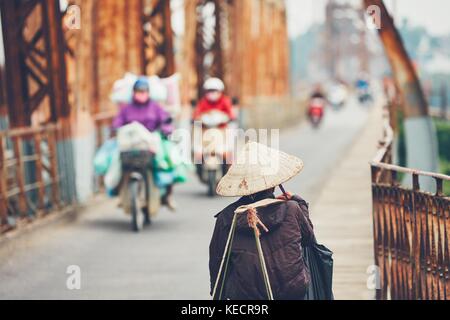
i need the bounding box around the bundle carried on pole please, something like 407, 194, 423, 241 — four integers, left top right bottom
211, 198, 334, 301
211, 199, 283, 300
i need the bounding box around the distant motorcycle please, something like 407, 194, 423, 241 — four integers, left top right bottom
355, 79, 373, 106
328, 84, 348, 110
308, 98, 326, 128
357, 87, 373, 106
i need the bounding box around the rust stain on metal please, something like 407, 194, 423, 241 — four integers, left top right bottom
364, 0, 428, 118
182, 0, 290, 101
370, 106, 450, 300
0, 0, 70, 127
0, 124, 64, 235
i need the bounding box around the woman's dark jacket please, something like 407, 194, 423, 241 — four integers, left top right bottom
209, 190, 314, 300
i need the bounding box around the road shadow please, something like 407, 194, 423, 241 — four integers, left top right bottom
82, 217, 132, 233
81, 212, 184, 234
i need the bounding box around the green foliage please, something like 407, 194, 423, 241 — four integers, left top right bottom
440, 159, 450, 195
397, 112, 407, 167
435, 119, 450, 162
434, 119, 450, 195
397, 116, 450, 167
396, 116, 450, 195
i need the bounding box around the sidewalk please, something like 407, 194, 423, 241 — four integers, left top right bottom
310, 103, 383, 300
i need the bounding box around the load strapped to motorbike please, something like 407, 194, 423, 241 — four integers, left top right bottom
193, 110, 234, 197
94, 73, 188, 232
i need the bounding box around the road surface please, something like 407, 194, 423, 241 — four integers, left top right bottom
0, 98, 371, 299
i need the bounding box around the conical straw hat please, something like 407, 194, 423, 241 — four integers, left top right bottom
216, 141, 304, 197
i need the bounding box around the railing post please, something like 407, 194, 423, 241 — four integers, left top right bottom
412, 174, 420, 192
370, 164, 383, 300
33, 132, 46, 213
435, 178, 443, 197
391, 170, 398, 186
411, 173, 421, 299
371, 165, 379, 184
12, 136, 28, 217
0, 136, 8, 228
444, 202, 450, 300
46, 128, 61, 209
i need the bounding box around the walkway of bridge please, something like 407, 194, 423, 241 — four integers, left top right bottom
311, 103, 382, 300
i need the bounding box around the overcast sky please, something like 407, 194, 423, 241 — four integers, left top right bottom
286, 0, 450, 37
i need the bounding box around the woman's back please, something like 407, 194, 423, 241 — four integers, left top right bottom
210, 195, 314, 300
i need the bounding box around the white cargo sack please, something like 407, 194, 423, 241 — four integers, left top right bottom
104, 151, 122, 191
148, 75, 169, 102
160, 73, 181, 117
110, 73, 181, 118
110, 73, 136, 105
117, 122, 161, 153
110, 73, 169, 105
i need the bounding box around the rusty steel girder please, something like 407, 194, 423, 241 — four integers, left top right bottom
141, 0, 175, 77
365, 0, 439, 193
364, 0, 428, 118
194, 0, 230, 97
0, 0, 70, 127
184, 0, 290, 101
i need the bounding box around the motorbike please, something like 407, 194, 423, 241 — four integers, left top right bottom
116, 122, 163, 232
355, 79, 373, 106
357, 87, 373, 106
307, 98, 326, 128
193, 109, 233, 197
120, 150, 157, 232
328, 84, 348, 110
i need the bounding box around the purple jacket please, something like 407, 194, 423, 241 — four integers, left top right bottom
113, 100, 173, 136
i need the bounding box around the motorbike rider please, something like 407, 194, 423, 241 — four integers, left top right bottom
355, 75, 372, 104
310, 84, 326, 100
356, 77, 370, 92
307, 84, 326, 124
193, 78, 236, 124
193, 78, 236, 179
113, 78, 176, 211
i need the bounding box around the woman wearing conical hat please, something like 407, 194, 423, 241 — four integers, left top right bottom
209, 141, 315, 300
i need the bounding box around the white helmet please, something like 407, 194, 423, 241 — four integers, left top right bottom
203, 77, 225, 92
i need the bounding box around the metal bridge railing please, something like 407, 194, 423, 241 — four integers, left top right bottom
0, 124, 64, 234
0, 112, 115, 234
93, 111, 115, 193
93, 111, 115, 148
370, 108, 450, 300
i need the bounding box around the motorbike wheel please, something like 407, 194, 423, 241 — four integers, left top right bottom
196, 164, 206, 183
311, 118, 320, 128
142, 207, 151, 226
207, 170, 216, 197
129, 180, 144, 232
